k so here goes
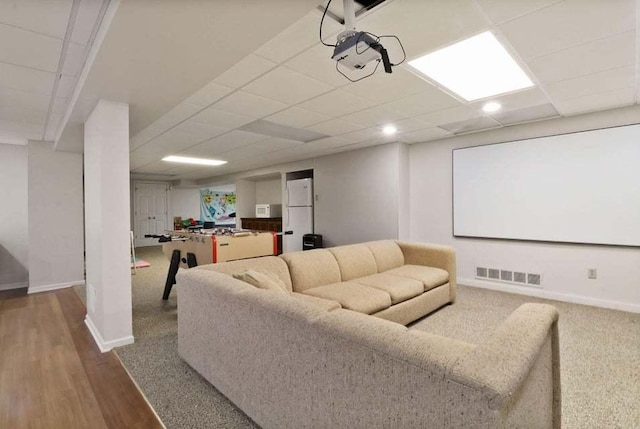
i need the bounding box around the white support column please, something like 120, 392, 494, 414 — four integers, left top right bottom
84, 99, 133, 352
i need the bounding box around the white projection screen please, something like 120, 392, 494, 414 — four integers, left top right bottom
453, 123, 640, 247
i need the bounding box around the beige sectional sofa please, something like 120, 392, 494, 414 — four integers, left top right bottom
177, 240, 561, 428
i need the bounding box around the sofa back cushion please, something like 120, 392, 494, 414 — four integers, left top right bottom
365, 240, 405, 272
195, 256, 293, 292
280, 249, 341, 292
328, 244, 378, 281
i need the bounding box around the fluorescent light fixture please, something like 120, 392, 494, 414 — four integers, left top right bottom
408, 31, 534, 101
162, 155, 227, 166
482, 101, 501, 113
382, 125, 397, 135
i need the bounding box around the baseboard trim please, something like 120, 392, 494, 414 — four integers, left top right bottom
0, 281, 28, 291
459, 277, 640, 314
85, 315, 135, 353
28, 280, 85, 294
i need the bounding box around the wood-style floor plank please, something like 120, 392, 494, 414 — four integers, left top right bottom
0, 288, 163, 429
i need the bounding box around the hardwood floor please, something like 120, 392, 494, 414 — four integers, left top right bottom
0, 287, 164, 429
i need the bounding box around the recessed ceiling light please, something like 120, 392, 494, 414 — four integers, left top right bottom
162, 155, 227, 166
407, 31, 534, 101
482, 101, 501, 113
382, 125, 397, 135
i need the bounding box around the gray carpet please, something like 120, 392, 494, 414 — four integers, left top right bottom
75, 246, 640, 428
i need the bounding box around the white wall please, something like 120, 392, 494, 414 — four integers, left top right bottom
235, 179, 256, 228
314, 142, 407, 247
28, 142, 84, 293
169, 188, 200, 220
0, 143, 28, 289
84, 100, 133, 351
409, 105, 640, 313
255, 179, 282, 204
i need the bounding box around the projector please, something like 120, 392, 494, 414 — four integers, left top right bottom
331, 31, 382, 70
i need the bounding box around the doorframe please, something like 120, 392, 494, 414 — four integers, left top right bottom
132, 181, 170, 247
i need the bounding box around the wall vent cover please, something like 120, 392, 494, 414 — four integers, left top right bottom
500, 270, 513, 281
514, 272, 527, 283
488, 268, 500, 280
527, 273, 542, 286
476, 267, 488, 278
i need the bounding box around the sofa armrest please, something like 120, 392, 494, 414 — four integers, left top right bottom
447, 303, 561, 428
396, 241, 457, 301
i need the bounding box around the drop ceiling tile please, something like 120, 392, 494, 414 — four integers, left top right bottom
469, 87, 549, 111
183, 81, 234, 107
149, 103, 203, 132
475, 0, 563, 25
0, 104, 47, 125
553, 87, 635, 116
390, 118, 434, 134
212, 91, 288, 118
52, 97, 68, 115
297, 89, 376, 117
0, 87, 50, 112
146, 129, 207, 152
499, 0, 635, 60
414, 105, 482, 126
183, 130, 269, 157
243, 66, 334, 105
526, 31, 634, 84
355, 0, 489, 62
191, 107, 255, 129
132, 162, 173, 174
57, 75, 76, 98
0, 0, 72, 39
545, 66, 634, 102
71, 0, 103, 45
214, 54, 278, 88
284, 44, 351, 88
340, 127, 386, 143
341, 67, 429, 104
300, 136, 353, 152
398, 127, 451, 144
62, 41, 85, 77
254, 9, 342, 64
0, 23, 62, 72
44, 113, 64, 141
219, 137, 301, 161
265, 106, 331, 128
306, 118, 364, 136
385, 86, 461, 117
490, 103, 559, 125
439, 116, 501, 134
341, 105, 407, 128
172, 119, 230, 141
0, 118, 45, 136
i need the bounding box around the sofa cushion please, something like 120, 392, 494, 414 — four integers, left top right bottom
290, 293, 342, 312
385, 265, 449, 291
303, 282, 391, 314
328, 244, 377, 281
365, 240, 405, 273
196, 256, 293, 292
280, 249, 341, 292
352, 273, 424, 305
233, 270, 288, 294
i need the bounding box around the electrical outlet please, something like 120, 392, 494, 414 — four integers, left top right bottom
588, 269, 597, 279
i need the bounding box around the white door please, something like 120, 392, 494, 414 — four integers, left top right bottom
134, 182, 169, 247
284, 206, 313, 252
287, 178, 313, 207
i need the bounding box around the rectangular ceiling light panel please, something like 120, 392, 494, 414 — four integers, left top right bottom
162, 155, 227, 166
408, 31, 534, 101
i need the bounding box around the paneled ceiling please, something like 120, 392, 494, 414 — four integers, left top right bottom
0, 0, 108, 144
2, 0, 638, 183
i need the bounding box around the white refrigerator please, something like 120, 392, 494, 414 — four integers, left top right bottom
285, 178, 313, 253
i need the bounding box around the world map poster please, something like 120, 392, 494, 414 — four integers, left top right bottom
200, 189, 236, 225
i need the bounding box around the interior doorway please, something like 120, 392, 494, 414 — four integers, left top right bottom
133, 182, 169, 247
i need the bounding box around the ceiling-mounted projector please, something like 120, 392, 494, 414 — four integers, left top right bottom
320, 0, 404, 81
331, 30, 391, 72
